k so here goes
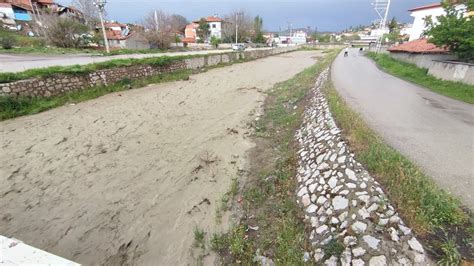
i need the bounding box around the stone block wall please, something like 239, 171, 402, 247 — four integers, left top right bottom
0, 47, 298, 98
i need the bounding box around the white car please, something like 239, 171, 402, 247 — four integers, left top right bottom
232, 43, 246, 51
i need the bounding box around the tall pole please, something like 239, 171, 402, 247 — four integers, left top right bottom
235, 13, 239, 44
94, 0, 110, 54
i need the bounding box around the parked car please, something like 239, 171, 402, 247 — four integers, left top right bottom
232, 43, 246, 51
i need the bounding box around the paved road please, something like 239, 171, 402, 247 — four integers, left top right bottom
332, 49, 474, 209
0, 48, 267, 73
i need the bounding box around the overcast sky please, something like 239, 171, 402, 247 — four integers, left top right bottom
57, 0, 436, 31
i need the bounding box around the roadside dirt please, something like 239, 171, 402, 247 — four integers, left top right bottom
0, 51, 323, 265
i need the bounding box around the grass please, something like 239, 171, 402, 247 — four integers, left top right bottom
210, 49, 339, 264
193, 227, 206, 249
323, 239, 345, 261
0, 54, 200, 84
323, 78, 467, 233
323, 77, 473, 262
215, 178, 239, 223
366, 52, 474, 104
0, 69, 191, 121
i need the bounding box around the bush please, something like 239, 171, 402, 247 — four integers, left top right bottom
0, 37, 16, 49
43, 16, 90, 48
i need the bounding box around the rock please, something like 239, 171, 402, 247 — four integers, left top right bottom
352, 222, 367, 234
332, 196, 348, 210
378, 218, 388, 226
316, 224, 328, 234
317, 196, 327, 205
314, 248, 325, 262
311, 217, 319, 227
330, 217, 339, 224
363, 235, 380, 250
368, 255, 387, 266
347, 183, 356, 189
352, 259, 365, 266
306, 204, 317, 214
302, 194, 311, 207
398, 224, 412, 235
345, 169, 357, 181
352, 247, 366, 257
325, 255, 338, 266
330, 153, 337, 162
317, 162, 330, 170
309, 183, 317, 193
328, 176, 338, 188
303, 251, 310, 262
338, 211, 348, 221
408, 238, 424, 253
388, 227, 399, 242
337, 156, 346, 163
414, 253, 425, 263
341, 248, 352, 266
343, 236, 357, 246
297, 187, 308, 197
360, 182, 367, 189
358, 208, 370, 219
340, 221, 348, 229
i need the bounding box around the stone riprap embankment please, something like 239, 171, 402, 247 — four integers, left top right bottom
295, 68, 427, 265
0, 47, 297, 98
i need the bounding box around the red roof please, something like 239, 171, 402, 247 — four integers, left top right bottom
193, 16, 224, 23
0, 3, 12, 8
185, 23, 198, 29
408, 3, 442, 12
104, 22, 126, 28
181, 37, 196, 43
388, 39, 449, 54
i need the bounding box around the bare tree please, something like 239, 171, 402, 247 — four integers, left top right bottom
141, 10, 175, 49
71, 0, 101, 27
40, 15, 90, 48
222, 10, 253, 43
169, 14, 188, 33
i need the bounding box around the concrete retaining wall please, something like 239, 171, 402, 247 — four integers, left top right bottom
428, 60, 474, 85
0, 47, 297, 98
389, 52, 473, 85
389, 52, 456, 69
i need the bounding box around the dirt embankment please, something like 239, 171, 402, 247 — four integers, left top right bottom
0, 51, 323, 265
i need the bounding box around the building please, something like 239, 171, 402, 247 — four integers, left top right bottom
103, 22, 149, 50
277, 30, 307, 46
183, 23, 198, 43
184, 15, 224, 43
407, 2, 468, 41
407, 3, 444, 41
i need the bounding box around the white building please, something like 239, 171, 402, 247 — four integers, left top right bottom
407, 3, 445, 41
189, 15, 223, 42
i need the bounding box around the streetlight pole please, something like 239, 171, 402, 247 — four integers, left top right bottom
94, 0, 110, 54
235, 13, 239, 44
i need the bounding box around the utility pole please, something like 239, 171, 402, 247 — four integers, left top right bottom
235, 12, 240, 44
94, 0, 110, 54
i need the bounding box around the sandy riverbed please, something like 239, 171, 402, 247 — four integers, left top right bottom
0, 51, 322, 265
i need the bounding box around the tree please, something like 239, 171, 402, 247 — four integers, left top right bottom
197, 18, 210, 42
141, 10, 175, 49
253, 15, 265, 43
222, 10, 253, 43
425, 1, 474, 61
42, 16, 90, 48
72, 0, 100, 27
210, 36, 221, 48
388, 17, 398, 33
170, 14, 188, 33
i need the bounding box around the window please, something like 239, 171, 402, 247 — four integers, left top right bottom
212, 24, 216, 28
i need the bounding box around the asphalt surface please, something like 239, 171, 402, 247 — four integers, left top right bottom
0, 48, 267, 73
331, 49, 474, 210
